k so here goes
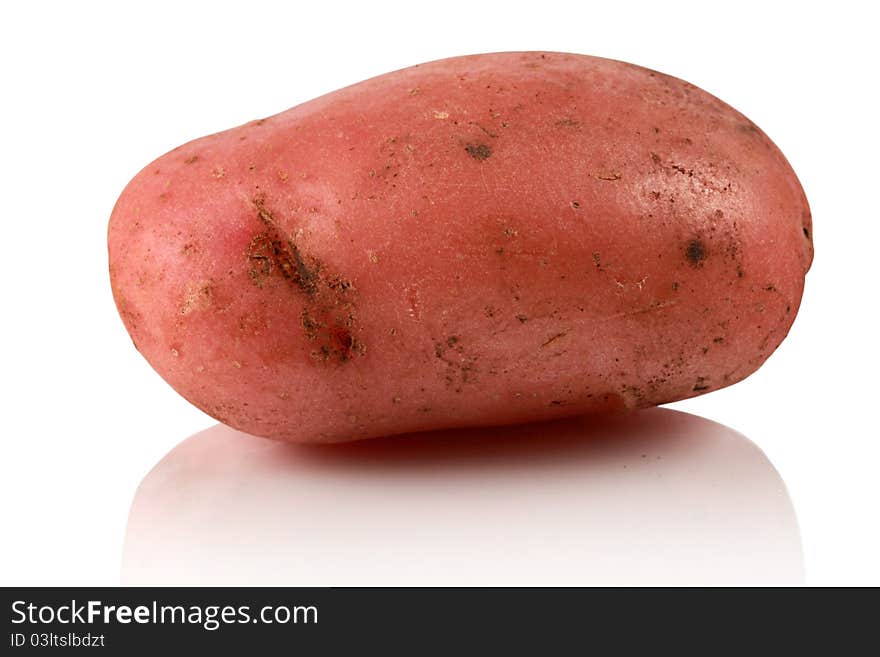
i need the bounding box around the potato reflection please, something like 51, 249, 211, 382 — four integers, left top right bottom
122, 409, 803, 585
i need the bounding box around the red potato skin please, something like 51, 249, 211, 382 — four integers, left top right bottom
108, 52, 813, 442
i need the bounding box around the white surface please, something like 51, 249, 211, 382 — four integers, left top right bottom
123, 411, 803, 586
1, 0, 877, 586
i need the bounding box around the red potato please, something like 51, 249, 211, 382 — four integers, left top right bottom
108, 52, 813, 443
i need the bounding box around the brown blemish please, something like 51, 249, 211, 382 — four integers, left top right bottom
685, 239, 707, 265
465, 143, 492, 161
803, 226, 811, 239
475, 123, 497, 138
184, 155, 199, 165
246, 234, 274, 287
326, 275, 355, 293
250, 199, 319, 296
671, 164, 693, 177
434, 336, 477, 389
594, 171, 622, 181
329, 325, 356, 362
248, 197, 363, 364
737, 121, 761, 135
300, 310, 322, 340
541, 331, 568, 348
692, 376, 710, 392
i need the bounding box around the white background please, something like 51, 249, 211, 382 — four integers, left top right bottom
1, 1, 877, 586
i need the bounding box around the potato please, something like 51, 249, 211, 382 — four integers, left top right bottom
108, 52, 813, 443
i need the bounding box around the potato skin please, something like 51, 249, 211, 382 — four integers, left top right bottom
108, 52, 812, 442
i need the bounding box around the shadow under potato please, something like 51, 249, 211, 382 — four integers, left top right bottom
123, 408, 803, 586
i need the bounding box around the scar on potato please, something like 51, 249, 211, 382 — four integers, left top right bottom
248, 197, 364, 363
